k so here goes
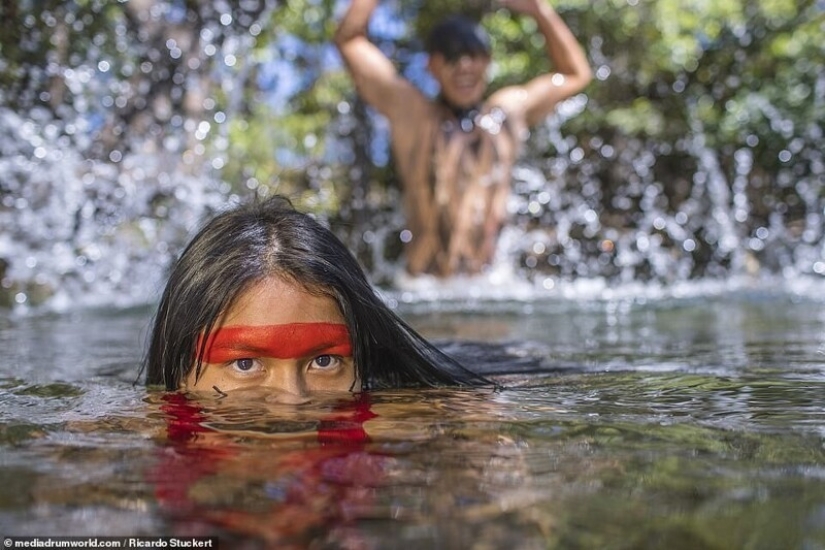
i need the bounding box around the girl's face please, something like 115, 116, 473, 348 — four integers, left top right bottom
184, 276, 357, 398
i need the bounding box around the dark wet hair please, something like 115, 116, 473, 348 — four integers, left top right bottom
425, 15, 491, 62
144, 196, 488, 391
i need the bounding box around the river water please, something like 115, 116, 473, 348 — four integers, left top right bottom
1, 280, 823, 549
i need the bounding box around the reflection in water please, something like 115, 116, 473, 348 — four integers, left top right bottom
121, 382, 825, 547
1, 373, 825, 548
145, 379, 825, 547
150, 393, 381, 546
146, 390, 568, 547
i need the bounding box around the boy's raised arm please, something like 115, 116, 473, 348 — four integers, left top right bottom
334, 0, 420, 119
493, 0, 592, 126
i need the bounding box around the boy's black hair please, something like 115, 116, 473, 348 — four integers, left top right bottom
425, 15, 490, 62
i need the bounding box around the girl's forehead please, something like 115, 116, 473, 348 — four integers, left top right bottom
221, 276, 345, 328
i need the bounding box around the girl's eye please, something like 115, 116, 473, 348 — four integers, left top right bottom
311, 355, 340, 370
232, 358, 261, 373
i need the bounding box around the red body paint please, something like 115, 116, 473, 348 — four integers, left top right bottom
199, 322, 352, 363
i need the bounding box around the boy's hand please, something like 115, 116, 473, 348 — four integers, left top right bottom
497, 0, 551, 18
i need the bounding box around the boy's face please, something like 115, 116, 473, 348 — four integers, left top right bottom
428, 52, 491, 109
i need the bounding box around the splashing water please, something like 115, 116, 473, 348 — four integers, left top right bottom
0, 106, 226, 312
1, 1, 823, 313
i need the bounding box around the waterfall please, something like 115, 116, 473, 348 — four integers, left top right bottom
1, 0, 822, 313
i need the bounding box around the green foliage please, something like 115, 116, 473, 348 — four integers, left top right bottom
2, 0, 822, 281
605, 98, 665, 137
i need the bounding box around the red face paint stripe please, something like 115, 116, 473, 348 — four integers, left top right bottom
198, 323, 352, 363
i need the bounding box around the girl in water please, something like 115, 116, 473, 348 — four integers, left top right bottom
144, 195, 488, 395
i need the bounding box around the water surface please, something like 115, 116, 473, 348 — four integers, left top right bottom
1, 284, 824, 549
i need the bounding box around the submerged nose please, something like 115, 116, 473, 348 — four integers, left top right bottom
262, 362, 308, 398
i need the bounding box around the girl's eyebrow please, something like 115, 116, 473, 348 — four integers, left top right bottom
199, 323, 352, 362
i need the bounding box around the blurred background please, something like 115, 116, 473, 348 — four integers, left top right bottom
0, 0, 822, 312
